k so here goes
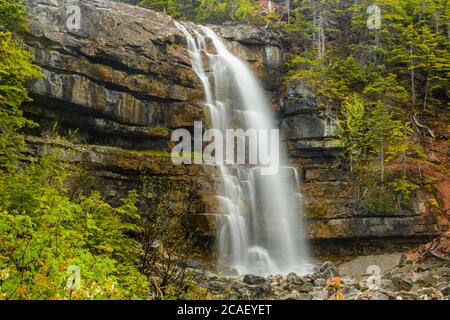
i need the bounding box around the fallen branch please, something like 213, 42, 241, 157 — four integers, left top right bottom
424, 249, 450, 262
410, 115, 436, 139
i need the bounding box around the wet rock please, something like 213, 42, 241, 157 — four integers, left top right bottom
297, 292, 313, 300
313, 278, 326, 287
380, 289, 398, 300
219, 24, 280, 46
267, 274, 284, 287
398, 291, 419, 300
243, 274, 266, 286
297, 282, 314, 293
355, 291, 385, 300
414, 270, 439, 287
338, 253, 402, 280
281, 116, 338, 140
416, 288, 444, 300
178, 259, 204, 270
344, 288, 362, 300
391, 276, 414, 292
315, 261, 340, 279
380, 279, 396, 292
310, 288, 328, 300
369, 292, 389, 301
283, 81, 318, 116
286, 273, 304, 285
440, 286, 450, 296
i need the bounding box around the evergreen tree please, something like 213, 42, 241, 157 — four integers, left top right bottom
0, 0, 150, 300
0, 0, 41, 168
367, 101, 406, 182
337, 94, 370, 173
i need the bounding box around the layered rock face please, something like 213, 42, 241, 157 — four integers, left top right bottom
22, 0, 284, 241
22, 0, 447, 256
282, 80, 449, 255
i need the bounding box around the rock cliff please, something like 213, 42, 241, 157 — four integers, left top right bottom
22, 0, 448, 257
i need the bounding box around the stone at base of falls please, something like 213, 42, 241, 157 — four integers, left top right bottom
314, 261, 340, 279
177, 259, 205, 270
243, 274, 266, 286
186, 258, 450, 300
338, 253, 403, 280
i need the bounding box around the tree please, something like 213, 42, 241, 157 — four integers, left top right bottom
0, 0, 28, 32
337, 94, 370, 174
0, 1, 150, 300
367, 101, 406, 182
0, 0, 41, 169
138, 0, 261, 24
351, 0, 450, 110
138, 0, 184, 19
0, 155, 149, 299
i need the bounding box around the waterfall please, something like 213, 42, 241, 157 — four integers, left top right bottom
176, 22, 313, 276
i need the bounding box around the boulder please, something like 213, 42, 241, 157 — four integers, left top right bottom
177, 259, 204, 270
315, 261, 340, 279
243, 274, 266, 286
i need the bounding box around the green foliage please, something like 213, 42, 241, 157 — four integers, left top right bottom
0, 1, 149, 300
0, 33, 41, 168
138, 0, 184, 19
366, 189, 396, 214
392, 178, 419, 206
0, 156, 149, 300
139, 175, 207, 299
0, 0, 42, 169
138, 0, 261, 24
286, 51, 349, 106
337, 94, 370, 171
285, 0, 449, 112
0, 0, 28, 32
349, 0, 450, 109
367, 101, 406, 158
337, 95, 408, 181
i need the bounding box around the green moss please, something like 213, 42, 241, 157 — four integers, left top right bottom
151, 125, 171, 135
171, 43, 180, 50
138, 150, 172, 157
306, 204, 329, 218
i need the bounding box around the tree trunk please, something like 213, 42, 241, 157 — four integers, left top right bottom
424, 77, 429, 110
410, 43, 416, 106
402, 123, 407, 177
380, 147, 385, 183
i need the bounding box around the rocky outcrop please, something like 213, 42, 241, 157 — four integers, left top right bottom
23, 0, 282, 145
22, 0, 448, 256
24, 0, 203, 142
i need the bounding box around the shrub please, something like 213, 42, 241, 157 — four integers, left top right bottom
0, 156, 149, 300
366, 190, 396, 215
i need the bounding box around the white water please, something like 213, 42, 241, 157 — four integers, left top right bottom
176, 22, 313, 276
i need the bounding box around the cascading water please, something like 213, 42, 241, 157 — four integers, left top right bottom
176, 22, 313, 276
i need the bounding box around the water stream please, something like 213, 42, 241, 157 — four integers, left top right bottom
176, 22, 313, 276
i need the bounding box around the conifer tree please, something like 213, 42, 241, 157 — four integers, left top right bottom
0, 0, 41, 168
367, 101, 406, 182
337, 94, 369, 173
